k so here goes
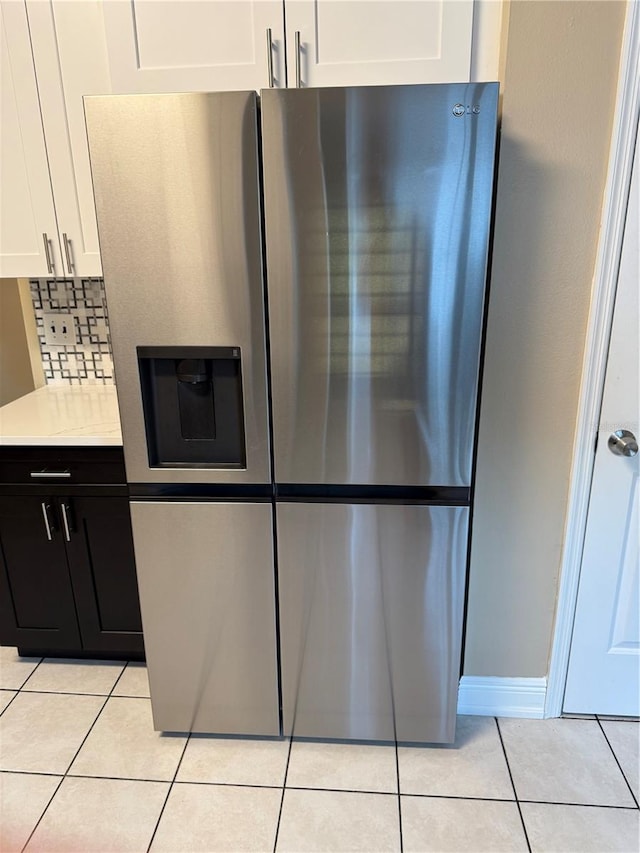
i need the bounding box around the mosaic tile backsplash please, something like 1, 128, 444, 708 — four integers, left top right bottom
30, 278, 114, 385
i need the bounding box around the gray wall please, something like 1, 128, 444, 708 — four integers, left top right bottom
464, 0, 627, 677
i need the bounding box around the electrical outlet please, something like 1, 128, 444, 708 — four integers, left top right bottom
43, 312, 76, 346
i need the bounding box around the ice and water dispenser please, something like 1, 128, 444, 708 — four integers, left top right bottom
137, 347, 245, 467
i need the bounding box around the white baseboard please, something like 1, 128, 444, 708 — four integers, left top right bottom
457, 676, 547, 718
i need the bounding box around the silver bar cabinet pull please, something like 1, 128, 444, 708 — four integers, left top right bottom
266, 28, 274, 87
61, 502, 72, 542
62, 233, 74, 275
295, 30, 301, 87
42, 233, 54, 275
41, 502, 53, 541
30, 470, 71, 479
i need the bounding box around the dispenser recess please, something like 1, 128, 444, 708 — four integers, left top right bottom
137, 346, 245, 468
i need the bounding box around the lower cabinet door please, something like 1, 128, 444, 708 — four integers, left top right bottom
277, 502, 469, 743
0, 496, 81, 650
130, 500, 280, 735
63, 496, 144, 655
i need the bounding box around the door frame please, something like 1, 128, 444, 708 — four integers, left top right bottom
545, 0, 640, 717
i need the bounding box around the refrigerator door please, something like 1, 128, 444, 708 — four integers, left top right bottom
262, 84, 498, 487
85, 92, 270, 485
277, 502, 469, 742
130, 501, 280, 735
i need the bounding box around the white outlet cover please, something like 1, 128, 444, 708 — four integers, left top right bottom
43, 312, 76, 346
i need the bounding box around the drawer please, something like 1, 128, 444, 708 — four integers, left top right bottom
0, 447, 126, 486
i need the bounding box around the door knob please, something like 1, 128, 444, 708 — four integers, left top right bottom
607, 429, 638, 457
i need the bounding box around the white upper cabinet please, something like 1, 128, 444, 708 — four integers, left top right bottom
285, 0, 474, 88
26, 1, 110, 278
1, 1, 109, 279
1, 1, 60, 278
102, 1, 476, 93
2, 0, 488, 279
102, 1, 286, 93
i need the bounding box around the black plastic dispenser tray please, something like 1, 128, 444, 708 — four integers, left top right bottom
137, 346, 246, 467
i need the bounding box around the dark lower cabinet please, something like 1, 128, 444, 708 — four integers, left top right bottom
0, 496, 82, 651
65, 496, 143, 654
0, 447, 144, 659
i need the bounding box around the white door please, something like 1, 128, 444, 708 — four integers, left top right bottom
26, 0, 110, 278
0, 1, 61, 278
563, 126, 639, 715
285, 0, 473, 88
102, 0, 286, 93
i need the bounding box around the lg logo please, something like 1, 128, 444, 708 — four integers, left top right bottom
453, 104, 481, 116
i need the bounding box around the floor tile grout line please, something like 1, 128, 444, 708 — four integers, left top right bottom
19, 774, 65, 853
61, 661, 128, 776
395, 738, 404, 853
146, 732, 191, 853
18, 657, 127, 694
495, 717, 532, 853
17, 671, 120, 853
1, 770, 64, 779
17, 688, 148, 699
277, 785, 402, 796
517, 799, 640, 811
596, 717, 639, 809
20, 689, 141, 699
400, 793, 518, 804
13, 656, 44, 692
4, 764, 639, 810
0, 690, 20, 718
273, 736, 294, 853
106, 659, 131, 697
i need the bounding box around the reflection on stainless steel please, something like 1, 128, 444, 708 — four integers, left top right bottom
262, 84, 498, 486
277, 502, 469, 742
85, 92, 270, 485
130, 501, 280, 735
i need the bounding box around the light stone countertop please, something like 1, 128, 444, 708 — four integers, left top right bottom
0, 385, 122, 446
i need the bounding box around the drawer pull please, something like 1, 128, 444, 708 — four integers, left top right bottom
30, 470, 71, 479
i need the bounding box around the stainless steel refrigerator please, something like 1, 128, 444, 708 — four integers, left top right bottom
85, 82, 498, 743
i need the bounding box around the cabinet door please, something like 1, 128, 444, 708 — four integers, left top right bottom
102, 0, 286, 93
63, 497, 144, 656
285, 0, 473, 88
0, 496, 81, 651
0, 1, 61, 278
26, 0, 110, 277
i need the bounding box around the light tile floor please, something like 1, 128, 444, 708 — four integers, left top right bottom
0, 647, 638, 853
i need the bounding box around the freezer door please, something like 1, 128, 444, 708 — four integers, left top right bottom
262, 84, 498, 486
130, 501, 280, 735
277, 502, 469, 743
85, 92, 270, 485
